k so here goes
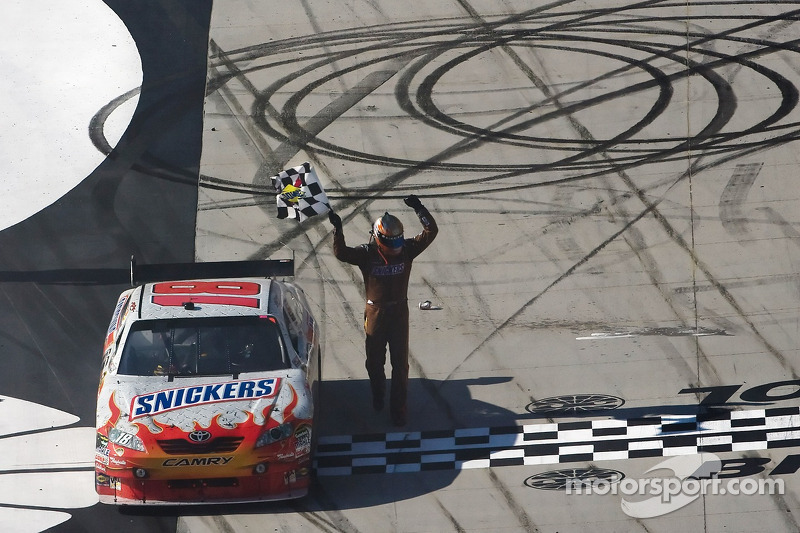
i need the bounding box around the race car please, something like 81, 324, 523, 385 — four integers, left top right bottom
95, 258, 321, 505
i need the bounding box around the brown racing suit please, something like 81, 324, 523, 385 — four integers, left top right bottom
332, 207, 438, 425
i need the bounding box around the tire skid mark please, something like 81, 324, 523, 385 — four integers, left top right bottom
267, 62, 410, 175
719, 162, 763, 236
435, 496, 466, 533
442, 2, 715, 385
445, 204, 655, 381
399, 9, 800, 176
607, 151, 796, 381
207, 40, 279, 165
441, 11, 799, 384
212, 2, 800, 387
202, 5, 800, 206
758, 206, 800, 244
740, 450, 800, 532
486, 469, 541, 533
290, 489, 361, 533
252, 18, 678, 254
640, 174, 799, 379
621, 225, 715, 387
206, 0, 793, 386
255, 0, 673, 181
211, 40, 414, 256
446, 144, 795, 382
550, 186, 588, 262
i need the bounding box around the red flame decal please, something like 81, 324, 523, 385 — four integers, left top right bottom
106, 391, 122, 427
282, 383, 299, 422
124, 396, 277, 444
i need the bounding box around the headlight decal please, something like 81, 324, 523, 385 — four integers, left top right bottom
255, 422, 293, 448
108, 427, 146, 452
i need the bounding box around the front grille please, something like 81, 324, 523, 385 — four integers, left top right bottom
157, 436, 244, 455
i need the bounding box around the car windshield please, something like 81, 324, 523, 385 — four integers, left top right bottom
117, 316, 288, 377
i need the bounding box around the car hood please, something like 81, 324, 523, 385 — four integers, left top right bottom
97, 372, 311, 439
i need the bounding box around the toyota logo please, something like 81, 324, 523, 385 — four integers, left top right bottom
188, 430, 212, 443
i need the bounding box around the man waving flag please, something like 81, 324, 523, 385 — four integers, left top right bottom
270, 162, 331, 221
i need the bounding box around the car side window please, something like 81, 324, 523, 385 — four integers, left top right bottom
117, 329, 171, 375
282, 290, 305, 353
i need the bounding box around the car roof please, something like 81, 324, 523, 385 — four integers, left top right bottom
133, 277, 276, 320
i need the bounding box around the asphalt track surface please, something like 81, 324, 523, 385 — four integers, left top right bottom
6, 0, 800, 532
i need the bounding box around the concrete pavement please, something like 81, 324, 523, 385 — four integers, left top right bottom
190, 0, 800, 531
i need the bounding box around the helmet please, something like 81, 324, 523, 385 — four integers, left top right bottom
373, 212, 404, 255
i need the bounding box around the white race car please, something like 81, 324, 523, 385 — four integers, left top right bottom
95, 259, 321, 504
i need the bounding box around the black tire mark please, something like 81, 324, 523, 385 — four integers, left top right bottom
551, 187, 595, 262
437, 1, 732, 392
444, 204, 655, 379
286, 7, 797, 173
758, 206, 800, 244
435, 496, 467, 533
201, 1, 800, 368
198, 7, 800, 211
486, 469, 541, 533
719, 162, 763, 236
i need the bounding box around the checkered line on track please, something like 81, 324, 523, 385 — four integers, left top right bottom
313, 406, 800, 476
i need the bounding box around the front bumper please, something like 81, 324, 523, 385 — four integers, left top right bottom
96, 459, 311, 505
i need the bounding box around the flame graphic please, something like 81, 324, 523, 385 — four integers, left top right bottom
282, 383, 299, 422
126, 397, 279, 444
106, 391, 123, 427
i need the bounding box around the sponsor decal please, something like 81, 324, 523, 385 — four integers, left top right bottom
104, 295, 129, 350
130, 378, 279, 419
96, 433, 108, 451
109, 429, 137, 448
150, 281, 261, 309
152, 294, 260, 308
95, 451, 109, 466
279, 182, 305, 203
106, 295, 129, 335
370, 263, 405, 276
295, 426, 311, 456
108, 456, 127, 467
163, 456, 233, 467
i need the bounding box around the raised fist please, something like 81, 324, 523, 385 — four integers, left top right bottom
404, 194, 423, 211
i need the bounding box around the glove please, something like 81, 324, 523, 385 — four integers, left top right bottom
404, 194, 423, 211
328, 210, 342, 230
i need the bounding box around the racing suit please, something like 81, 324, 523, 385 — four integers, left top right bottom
332, 207, 438, 425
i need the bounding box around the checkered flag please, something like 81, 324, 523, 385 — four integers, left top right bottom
270, 162, 331, 221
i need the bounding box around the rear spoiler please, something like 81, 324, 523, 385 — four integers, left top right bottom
130, 256, 294, 286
